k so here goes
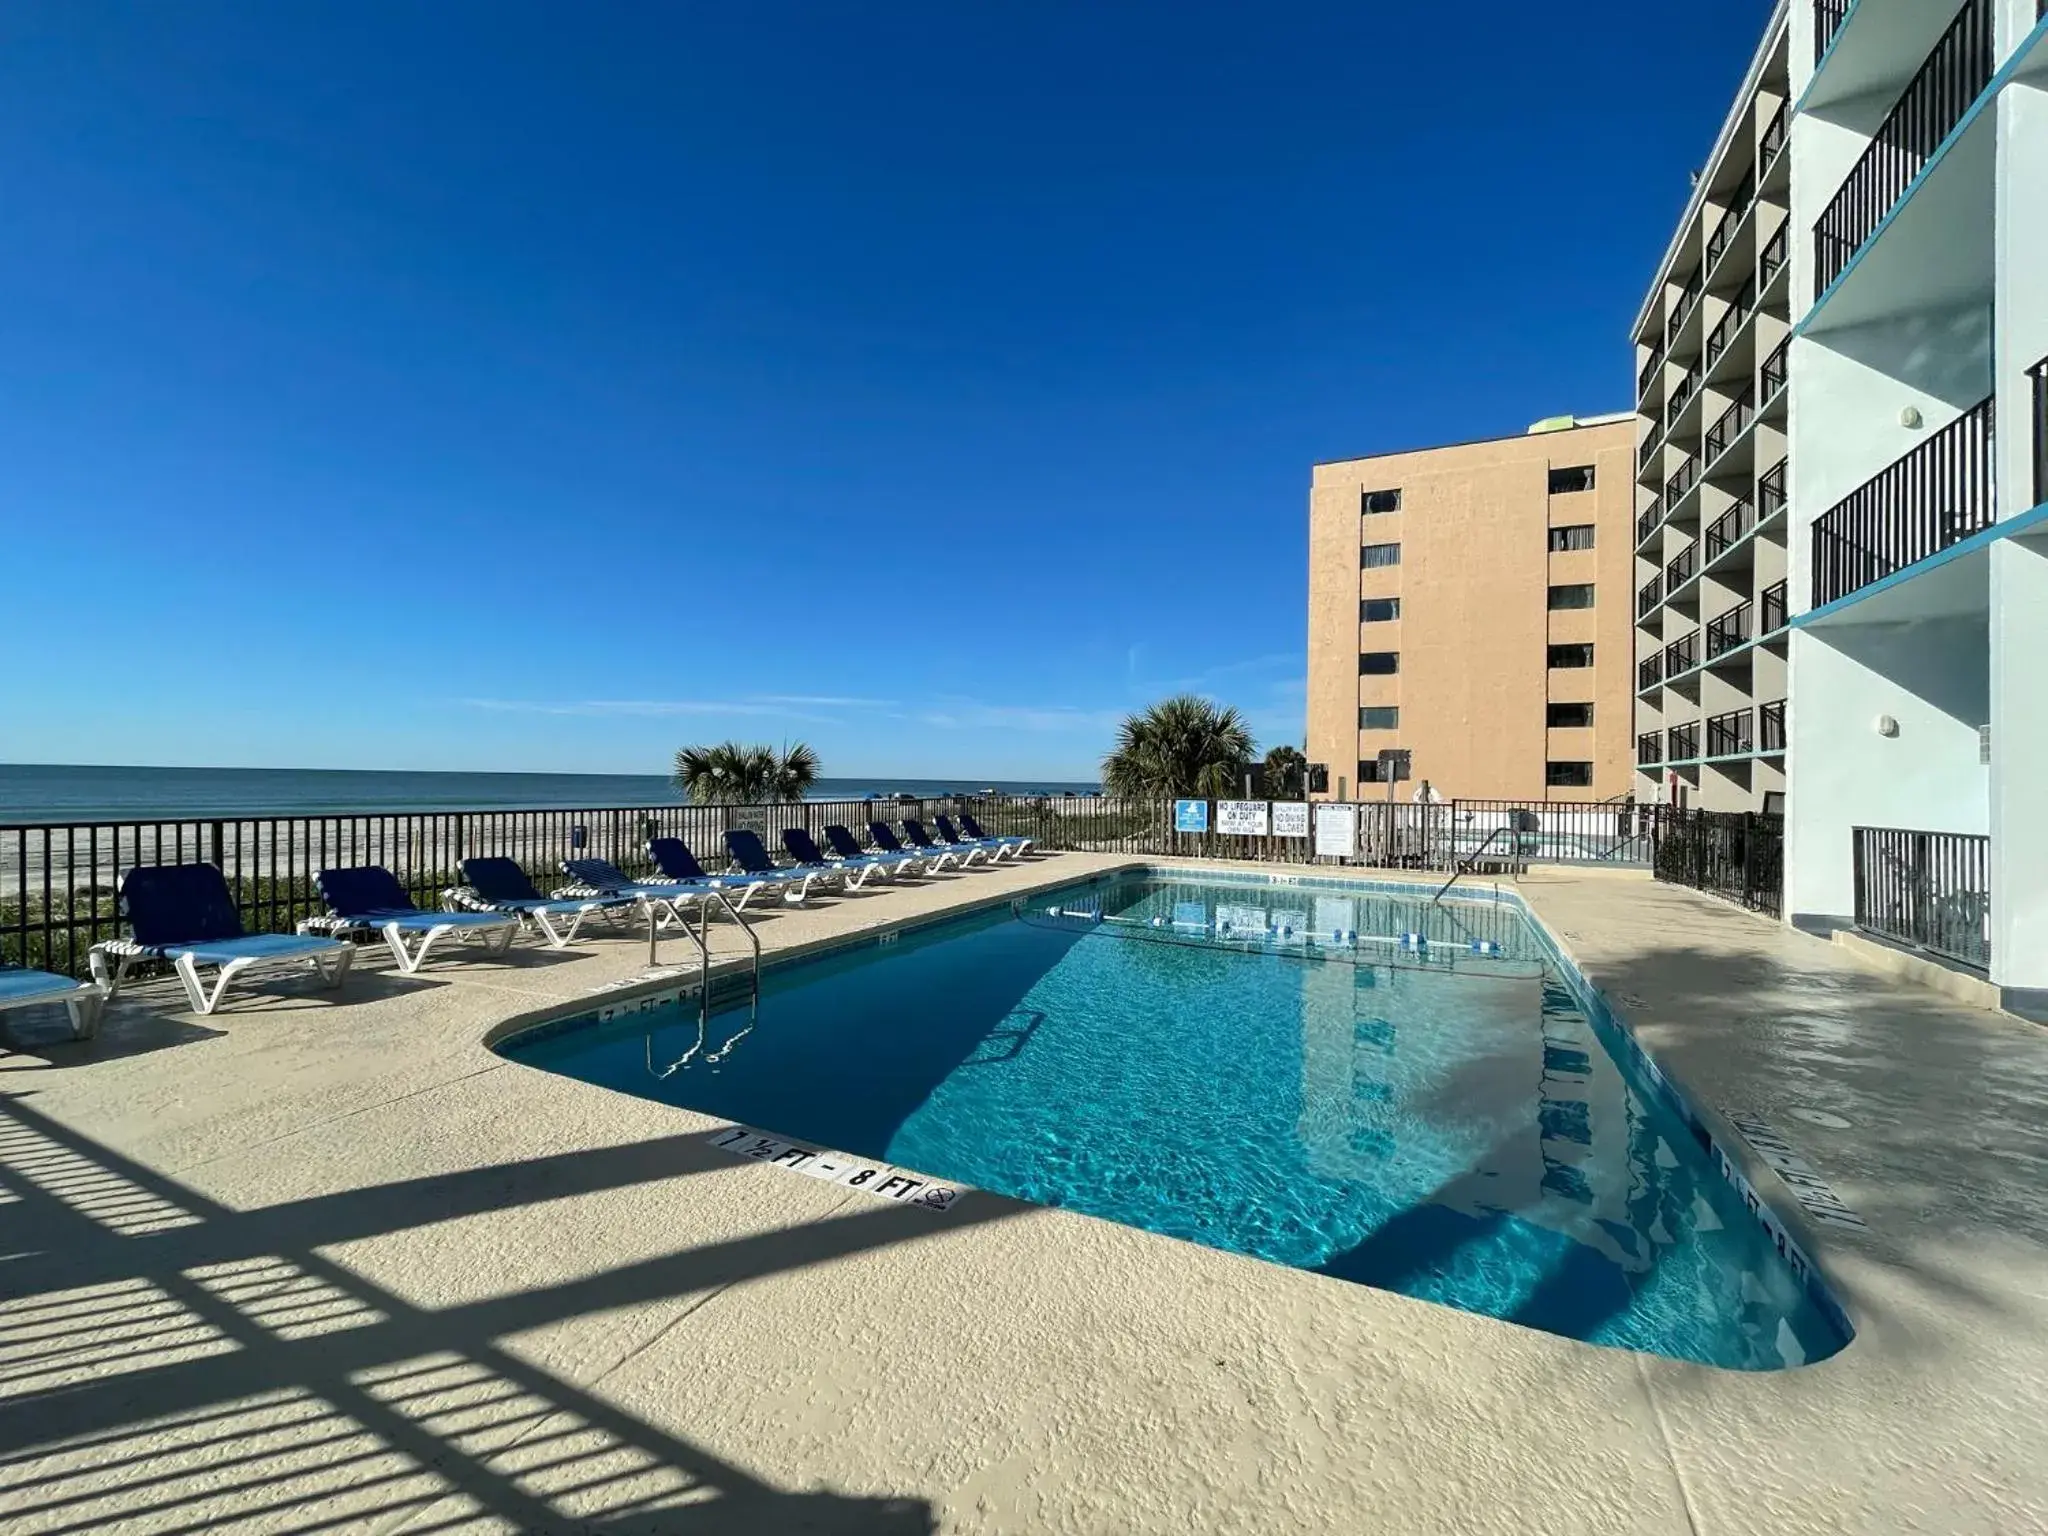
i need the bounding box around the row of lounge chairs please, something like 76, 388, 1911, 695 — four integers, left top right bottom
2, 814, 1039, 1027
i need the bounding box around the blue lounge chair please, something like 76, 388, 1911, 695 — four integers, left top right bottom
823, 824, 924, 879
722, 830, 830, 904
309, 866, 519, 974
560, 856, 725, 927
643, 840, 773, 910
869, 821, 966, 873
1, 965, 105, 1040
901, 819, 989, 868
937, 814, 1030, 862
957, 811, 1035, 859
89, 864, 353, 1016
780, 827, 892, 889
454, 858, 636, 948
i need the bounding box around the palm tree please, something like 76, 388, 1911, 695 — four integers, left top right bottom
1101, 695, 1256, 798
672, 741, 821, 804
1261, 744, 1307, 797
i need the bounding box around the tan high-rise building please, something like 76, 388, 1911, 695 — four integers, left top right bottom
1305, 416, 1638, 802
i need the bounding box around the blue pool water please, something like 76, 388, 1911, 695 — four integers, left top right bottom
502, 872, 1849, 1370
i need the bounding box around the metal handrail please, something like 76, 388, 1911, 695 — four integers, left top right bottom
1430, 826, 1513, 905
645, 884, 760, 1076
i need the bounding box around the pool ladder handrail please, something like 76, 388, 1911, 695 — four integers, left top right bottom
1430, 826, 1513, 906
648, 885, 760, 1028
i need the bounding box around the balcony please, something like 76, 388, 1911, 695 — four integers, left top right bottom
1638, 653, 1663, 691
1639, 432, 1662, 472
1705, 497, 1756, 561
1706, 707, 1754, 759
1853, 826, 1991, 970
1667, 722, 1700, 764
1636, 495, 1664, 546
1762, 579, 1788, 634
1637, 574, 1663, 619
1638, 339, 1667, 398
1759, 698, 1786, 753
1814, 0, 1994, 293
1671, 265, 1705, 334
1665, 454, 1700, 507
1706, 600, 1752, 659
1663, 630, 1698, 678
1758, 458, 1788, 519
1759, 223, 1788, 286
1704, 170, 1754, 274
1665, 542, 1698, 592
1815, 0, 1850, 65
1760, 101, 1787, 165
1704, 276, 1758, 371
1638, 731, 1663, 768
1810, 397, 1995, 608
1760, 337, 1788, 401
1668, 365, 1702, 426
1704, 384, 1756, 464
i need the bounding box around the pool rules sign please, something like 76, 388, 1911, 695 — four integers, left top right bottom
1314, 803, 1357, 859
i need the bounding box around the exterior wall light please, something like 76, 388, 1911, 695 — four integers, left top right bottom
1876, 714, 1900, 738
1900, 406, 1923, 429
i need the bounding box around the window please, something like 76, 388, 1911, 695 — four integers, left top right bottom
1547, 643, 1595, 668
1358, 757, 1406, 784
1359, 706, 1399, 730
1359, 651, 1400, 676
1360, 597, 1401, 623
1548, 524, 1596, 552
1548, 465, 1596, 495
1360, 542, 1401, 569
1362, 488, 1402, 514
1546, 761, 1595, 787
1547, 702, 1595, 728
1547, 582, 1596, 610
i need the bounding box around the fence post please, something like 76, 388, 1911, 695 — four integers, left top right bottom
208, 820, 225, 871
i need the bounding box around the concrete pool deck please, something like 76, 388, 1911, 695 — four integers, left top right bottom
1, 854, 2043, 1534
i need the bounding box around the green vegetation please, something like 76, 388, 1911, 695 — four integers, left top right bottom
1101, 695, 1256, 799
1260, 744, 1307, 798
672, 741, 821, 805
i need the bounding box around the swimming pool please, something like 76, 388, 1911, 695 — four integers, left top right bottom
500, 869, 1849, 1370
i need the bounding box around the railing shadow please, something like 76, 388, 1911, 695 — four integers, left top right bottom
0, 1093, 1013, 1532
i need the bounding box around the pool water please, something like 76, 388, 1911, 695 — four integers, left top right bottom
502, 872, 1849, 1370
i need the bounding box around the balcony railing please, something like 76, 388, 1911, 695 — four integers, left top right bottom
1760, 337, 1788, 400
2032, 355, 2047, 509
1636, 495, 1663, 544
1760, 101, 1787, 165
1638, 732, 1663, 768
1762, 579, 1788, 634
1704, 384, 1756, 463
1758, 458, 1788, 518
1639, 653, 1663, 691
1815, 0, 1850, 65
1706, 600, 1752, 659
1810, 396, 1996, 607
1666, 454, 1700, 505
1853, 826, 1991, 970
1638, 574, 1664, 618
1760, 222, 1788, 286
1638, 339, 1667, 398
1705, 497, 1756, 561
1672, 265, 1704, 332
1704, 275, 1757, 370
1665, 542, 1698, 591
1668, 365, 1701, 425
1814, 0, 1994, 292
1639, 431, 1662, 472
1664, 630, 1698, 678
1759, 698, 1787, 752
1667, 722, 1700, 763
1706, 707, 1754, 758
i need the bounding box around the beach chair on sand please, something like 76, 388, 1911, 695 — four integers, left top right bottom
642, 840, 772, 911
721, 830, 831, 905
308, 866, 519, 975
2, 964, 106, 1040
452, 858, 636, 948
900, 819, 990, 868
780, 827, 892, 890
823, 824, 925, 879
937, 814, 1030, 862
89, 863, 353, 1016
869, 821, 967, 873
956, 811, 1036, 859
561, 856, 728, 927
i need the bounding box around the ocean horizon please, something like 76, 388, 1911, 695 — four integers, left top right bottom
0, 764, 1104, 825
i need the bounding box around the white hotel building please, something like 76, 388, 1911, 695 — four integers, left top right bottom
1636, 0, 2048, 1018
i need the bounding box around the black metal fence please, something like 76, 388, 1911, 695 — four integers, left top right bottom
1654, 808, 1785, 917
4, 793, 1676, 980
2031, 354, 2047, 509
1810, 395, 1996, 607
1814, 0, 1991, 290
1815, 0, 1850, 64
1852, 826, 1991, 969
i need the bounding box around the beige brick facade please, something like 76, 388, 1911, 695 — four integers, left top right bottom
1305, 420, 1637, 802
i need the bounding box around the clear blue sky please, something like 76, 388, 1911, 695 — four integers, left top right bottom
0, 1, 1769, 779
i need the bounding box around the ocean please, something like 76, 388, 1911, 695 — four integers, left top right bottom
0, 764, 1103, 825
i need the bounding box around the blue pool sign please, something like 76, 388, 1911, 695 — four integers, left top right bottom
1173, 799, 1209, 834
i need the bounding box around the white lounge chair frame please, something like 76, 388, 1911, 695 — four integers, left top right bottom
90, 938, 354, 1017
299, 914, 518, 976
0, 972, 106, 1040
